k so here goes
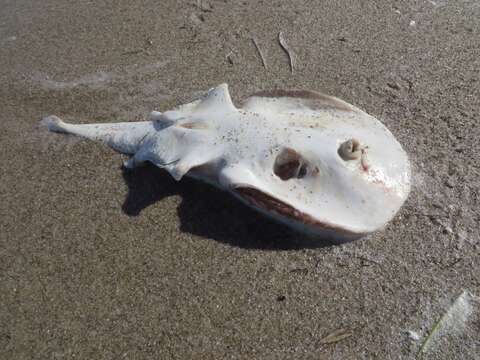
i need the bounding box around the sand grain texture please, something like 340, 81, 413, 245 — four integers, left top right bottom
1, 0, 479, 359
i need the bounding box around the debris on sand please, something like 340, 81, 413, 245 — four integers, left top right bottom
226, 50, 234, 65
252, 37, 267, 69
407, 330, 421, 341
387, 82, 401, 91
278, 31, 295, 74
196, 0, 213, 12
122, 37, 154, 56
417, 291, 475, 358
320, 328, 354, 345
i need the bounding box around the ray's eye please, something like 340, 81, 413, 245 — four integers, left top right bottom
338, 138, 361, 161
273, 147, 308, 181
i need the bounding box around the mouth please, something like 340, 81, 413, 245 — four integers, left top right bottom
234, 187, 360, 236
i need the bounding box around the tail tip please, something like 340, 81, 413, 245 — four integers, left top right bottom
41, 115, 65, 132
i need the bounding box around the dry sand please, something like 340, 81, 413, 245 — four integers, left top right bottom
1, 0, 479, 358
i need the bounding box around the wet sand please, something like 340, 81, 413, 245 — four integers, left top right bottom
1, 0, 479, 358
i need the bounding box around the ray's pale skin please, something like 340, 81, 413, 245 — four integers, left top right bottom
44, 84, 411, 242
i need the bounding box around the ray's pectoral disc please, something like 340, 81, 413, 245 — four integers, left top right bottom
44, 83, 411, 242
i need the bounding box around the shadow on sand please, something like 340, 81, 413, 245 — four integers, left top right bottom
121, 164, 337, 250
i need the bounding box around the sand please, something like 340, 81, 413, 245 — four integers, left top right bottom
1, 0, 479, 358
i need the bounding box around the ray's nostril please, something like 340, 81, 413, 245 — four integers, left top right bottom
273, 147, 307, 180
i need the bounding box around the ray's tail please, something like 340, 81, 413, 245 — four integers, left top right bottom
43, 115, 158, 154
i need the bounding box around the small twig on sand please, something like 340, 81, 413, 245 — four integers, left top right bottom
252, 37, 267, 69
278, 31, 295, 74
320, 328, 354, 345
356, 255, 382, 266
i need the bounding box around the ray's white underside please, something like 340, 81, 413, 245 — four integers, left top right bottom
44, 83, 411, 242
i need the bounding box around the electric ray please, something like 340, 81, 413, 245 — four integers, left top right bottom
44, 84, 411, 242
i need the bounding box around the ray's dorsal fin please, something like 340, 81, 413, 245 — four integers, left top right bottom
194, 83, 237, 113
161, 84, 237, 122
241, 89, 358, 114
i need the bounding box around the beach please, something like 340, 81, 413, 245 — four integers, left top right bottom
1, 0, 479, 358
